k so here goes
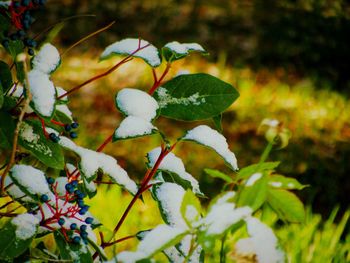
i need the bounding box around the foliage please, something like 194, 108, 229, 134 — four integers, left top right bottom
0, 1, 319, 262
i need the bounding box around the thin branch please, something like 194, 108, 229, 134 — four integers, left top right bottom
0, 55, 32, 195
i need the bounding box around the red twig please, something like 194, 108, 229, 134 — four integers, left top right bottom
148, 62, 171, 95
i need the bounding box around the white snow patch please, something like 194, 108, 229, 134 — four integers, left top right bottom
55, 177, 69, 196
164, 41, 205, 55
101, 38, 161, 67
262, 118, 280, 128
246, 173, 263, 186
56, 104, 73, 121
117, 224, 186, 263
241, 217, 285, 263
28, 69, 56, 117
148, 147, 202, 195
55, 87, 68, 102
185, 205, 199, 222
0, 1, 11, 8
115, 116, 157, 139
269, 181, 283, 188
156, 87, 206, 108
214, 191, 236, 206
175, 69, 190, 77
32, 43, 60, 74
183, 125, 238, 171
11, 213, 39, 240
287, 183, 294, 188
154, 183, 187, 228
59, 137, 137, 194
4, 176, 34, 202
10, 165, 54, 199
116, 88, 159, 121
20, 122, 39, 143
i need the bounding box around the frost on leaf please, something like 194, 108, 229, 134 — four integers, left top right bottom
11, 213, 39, 240
114, 116, 157, 140
116, 88, 159, 121
58, 137, 137, 194
156, 87, 206, 109
117, 224, 187, 263
163, 41, 207, 61
100, 38, 161, 67
28, 69, 56, 118
32, 43, 61, 74
235, 217, 285, 263
148, 147, 202, 195
4, 176, 34, 202
153, 182, 187, 228
9, 164, 54, 200
183, 125, 238, 171
56, 104, 73, 122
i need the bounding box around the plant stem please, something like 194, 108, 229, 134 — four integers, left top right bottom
58, 42, 151, 99
220, 234, 227, 263
258, 141, 274, 165
0, 56, 32, 195
148, 62, 171, 95
96, 133, 113, 152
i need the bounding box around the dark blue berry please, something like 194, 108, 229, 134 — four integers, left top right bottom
74, 189, 81, 195
72, 236, 81, 244
70, 223, 77, 230
80, 231, 88, 239
77, 200, 84, 208
69, 132, 78, 139
47, 177, 55, 184
71, 122, 79, 129
65, 183, 73, 193
22, 20, 30, 30
78, 208, 87, 215
21, 0, 30, 6
58, 218, 65, 226
2, 40, 9, 49
40, 194, 49, 202
80, 224, 87, 231
49, 133, 60, 143
28, 48, 35, 56
77, 193, 85, 200
71, 180, 78, 187
64, 124, 72, 132
85, 217, 93, 224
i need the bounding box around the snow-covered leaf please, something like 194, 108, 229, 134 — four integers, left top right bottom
267, 189, 305, 223
180, 189, 202, 227
9, 164, 54, 200
55, 86, 69, 104
28, 69, 56, 119
18, 121, 64, 169
4, 176, 34, 202
32, 43, 61, 74
148, 147, 202, 195
237, 162, 280, 181
162, 41, 207, 62
116, 88, 159, 122
0, 213, 39, 261
182, 125, 238, 171
117, 224, 188, 263
268, 174, 308, 190
154, 73, 239, 121
58, 136, 137, 194
100, 38, 161, 67
235, 217, 285, 263
113, 116, 158, 141
55, 104, 73, 122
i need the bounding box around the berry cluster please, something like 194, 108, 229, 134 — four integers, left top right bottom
1, 0, 47, 55
49, 121, 79, 143
37, 176, 94, 245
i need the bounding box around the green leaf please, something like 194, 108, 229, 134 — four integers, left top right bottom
16, 61, 25, 83
100, 38, 161, 67
268, 174, 308, 190
0, 214, 38, 261
0, 110, 15, 150
204, 168, 234, 183
0, 13, 10, 33
154, 73, 239, 121
237, 173, 268, 211
237, 162, 280, 181
54, 231, 93, 263
162, 41, 207, 62
6, 40, 24, 60
212, 114, 223, 133
180, 189, 202, 227
267, 189, 305, 223
18, 121, 64, 169
0, 60, 13, 93
0, 82, 3, 109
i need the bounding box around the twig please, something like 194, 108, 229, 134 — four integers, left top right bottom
0, 54, 32, 195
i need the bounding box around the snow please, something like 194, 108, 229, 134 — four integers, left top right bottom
148, 147, 202, 195
262, 118, 279, 128
20, 122, 39, 144
10, 165, 54, 199
237, 217, 285, 263
156, 87, 206, 108
11, 213, 39, 240
164, 41, 205, 55
55, 87, 68, 102
28, 69, 56, 118
183, 125, 238, 171
114, 116, 157, 139
59, 137, 137, 194
101, 38, 161, 67
214, 191, 236, 206
185, 205, 199, 222
269, 181, 283, 188
56, 104, 73, 121
246, 173, 263, 186
154, 183, 187, 228
287, 183, 294, 188
4, 176, 34, 202
116, 88, 159, 121
55, 177, 69, 196
32, 43, 60, 74
0, 1, 11, 8
117, 224, 187, 263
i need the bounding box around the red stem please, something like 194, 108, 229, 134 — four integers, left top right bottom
57, 42, 151, 100
149, 62, 171, 95
96, 133, 113, 152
